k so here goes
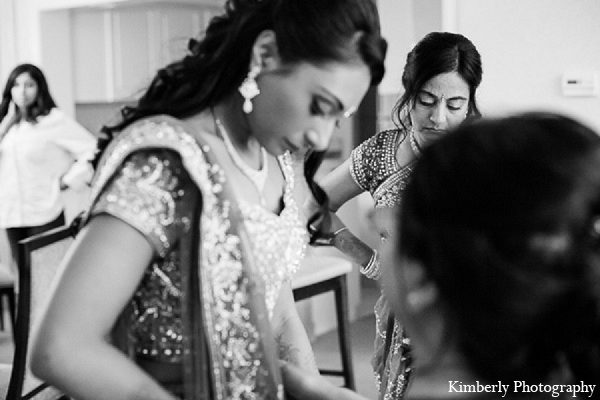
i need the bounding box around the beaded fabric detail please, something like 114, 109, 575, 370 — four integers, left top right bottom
350, 129, 416, 209
373, 299, 413, 400
349, 128, 414, 400
93, 150, 192, 361
238, 151, 309, 317
215, 115, 269, 205
88, 116, 282, 399
408, 128, 422, 157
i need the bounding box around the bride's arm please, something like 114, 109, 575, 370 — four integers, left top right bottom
272, 282, 320, 374
31, 215, 178, 400
31, 148, 191, 400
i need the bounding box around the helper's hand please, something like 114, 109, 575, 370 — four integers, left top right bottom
281, 361, 369, 400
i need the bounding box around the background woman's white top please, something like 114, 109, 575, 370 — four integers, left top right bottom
0, 108, 97, 228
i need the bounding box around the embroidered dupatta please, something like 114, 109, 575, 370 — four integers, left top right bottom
86, 116, 283, 399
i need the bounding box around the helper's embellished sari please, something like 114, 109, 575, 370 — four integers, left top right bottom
350, 128, 415, 400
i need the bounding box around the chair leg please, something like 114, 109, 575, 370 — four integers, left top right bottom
0, 292, 4, 331
334, 275, 356, 390
7, 288, 16, 339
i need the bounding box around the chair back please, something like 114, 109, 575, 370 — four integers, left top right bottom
6, 222, 79, 400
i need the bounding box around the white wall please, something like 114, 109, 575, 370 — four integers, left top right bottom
377, 0, 414, 97
40, 10, 77, 116
5, 0, 600, 128
0, 0, 18, 81
378, 0, 600, 132
456, 0, 600, 131
0, 0, 40, 84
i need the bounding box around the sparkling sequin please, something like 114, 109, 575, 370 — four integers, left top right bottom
350, 129, 415, 209
350, 129, 414, 400
239, 151, 308, 317
88, 117, 288, 399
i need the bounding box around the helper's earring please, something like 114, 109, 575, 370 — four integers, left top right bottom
406, 284, 438, 314
239, 65, 261, 114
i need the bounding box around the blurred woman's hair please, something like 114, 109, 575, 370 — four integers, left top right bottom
398, 112, 600, 382
0, 63, 57, 124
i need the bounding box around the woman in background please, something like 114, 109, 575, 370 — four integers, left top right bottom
31, 0, 387, 399
306, 32, 483, 399
285, 112, 600, 399
0, 63, 96, 276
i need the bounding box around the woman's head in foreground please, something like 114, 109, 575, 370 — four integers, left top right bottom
381, 112, 600, 382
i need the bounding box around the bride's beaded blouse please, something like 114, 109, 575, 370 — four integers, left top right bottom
90, 118, 308, 363
238, 151, 308, 316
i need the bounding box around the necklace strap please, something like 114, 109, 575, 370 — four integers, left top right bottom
409, 128, 422, 157
213, 111, 269, 202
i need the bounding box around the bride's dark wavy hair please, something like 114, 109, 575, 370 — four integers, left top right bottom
95, 0, 387, 239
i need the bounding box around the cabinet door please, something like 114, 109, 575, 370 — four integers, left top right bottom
73, 9, 111, 102
156, 6, 201, 67
73, 4, 223, 103
112, 7, 153, 101
156, 5, 224, 67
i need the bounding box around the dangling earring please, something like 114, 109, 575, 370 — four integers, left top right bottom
239, 65, 261, 114
406, 284, 437, 314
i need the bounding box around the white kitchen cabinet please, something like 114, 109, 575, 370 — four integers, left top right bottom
112, 7, 152, 100
72, 3, 221, 103
72, 9, 112, 103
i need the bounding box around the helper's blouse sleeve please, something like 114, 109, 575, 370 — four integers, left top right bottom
349, 130, 398, 193
89, 148, 195, 258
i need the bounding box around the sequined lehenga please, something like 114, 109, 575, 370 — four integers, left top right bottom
85, 115, 307, 399
349, 129, 415, 400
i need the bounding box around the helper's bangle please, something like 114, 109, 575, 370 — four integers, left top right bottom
331, 226, 349, 239
360, 249, 381, 280
309, 226, 349, 246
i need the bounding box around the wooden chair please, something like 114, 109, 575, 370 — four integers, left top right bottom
2, 222, 79, 400
292, 250, 356, 390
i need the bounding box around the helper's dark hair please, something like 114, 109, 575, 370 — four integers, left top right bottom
398, 112, 600, 383
0, 63, 56, 124
392, 31, 482, 131
95, 0, 387, 238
